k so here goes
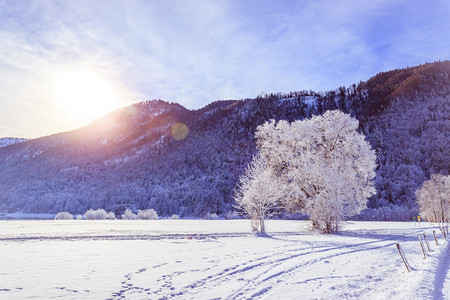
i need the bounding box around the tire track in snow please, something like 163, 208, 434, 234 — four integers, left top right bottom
112, 235, 396, 299
111, 243, 311, 299
255, 238, 396, 299
0, 232, 304, 242
151, 238, 387, 299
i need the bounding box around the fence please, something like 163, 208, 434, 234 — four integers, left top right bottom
395, 226, 448, 272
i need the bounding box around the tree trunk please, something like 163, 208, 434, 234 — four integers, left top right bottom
260, 217, 265, 233
440, 201, 446, 224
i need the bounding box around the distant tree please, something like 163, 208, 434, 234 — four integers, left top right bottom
416, 174, 449, 224
337, 86, 347, 111
256, 110, 377, 233
233, 154, 285, 233
54, 212, 73, 220
297, 96, 308, 115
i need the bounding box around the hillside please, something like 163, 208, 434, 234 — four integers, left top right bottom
0, 61, 448, 219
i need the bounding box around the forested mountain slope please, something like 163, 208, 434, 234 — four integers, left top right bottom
0, 137, 27, 148
0, 61, 448, 219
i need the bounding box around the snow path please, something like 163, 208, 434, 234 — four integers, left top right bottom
0, 220, 448, 299
433, 240, 450, 300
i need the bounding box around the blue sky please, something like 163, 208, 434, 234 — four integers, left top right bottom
0, 0, 449, 138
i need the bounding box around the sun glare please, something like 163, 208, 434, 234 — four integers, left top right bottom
52, 68, 122, 126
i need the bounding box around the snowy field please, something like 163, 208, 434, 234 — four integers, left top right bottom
0, 220, 448, 299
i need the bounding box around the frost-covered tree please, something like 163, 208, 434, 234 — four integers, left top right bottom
256, 110, 376, 233
416, 174, 449, 224
233, 154, 285, 233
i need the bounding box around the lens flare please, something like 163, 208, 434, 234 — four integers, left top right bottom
171, 122, 189, 140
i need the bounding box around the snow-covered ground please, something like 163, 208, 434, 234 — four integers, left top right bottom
0, 220, 448, 299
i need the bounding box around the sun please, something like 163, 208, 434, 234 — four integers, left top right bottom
52, 68, 121, 126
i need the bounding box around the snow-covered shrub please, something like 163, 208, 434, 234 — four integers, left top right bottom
121, 209, 137, 220
84, 208, 108, 220
169, 214, 179, 220
54, 212, 73, 220
204, 212, 219, 220
137, 209, 158, 220
106, 211, 116, 220
225, 211, 239, 220
76, 214, 83, 220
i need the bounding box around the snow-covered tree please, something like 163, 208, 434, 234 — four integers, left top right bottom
256, 110, 376, 233
233, 154, 285, 233
137, 209, 158, 220
54, 212, 73, 220
416, 174, 449, 224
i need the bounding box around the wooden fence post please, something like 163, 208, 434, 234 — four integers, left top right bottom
433, 230, 439, 246
439, 224, 447, 239
423, 232, 431, 252
395, 242, 411, 272
417, 235, 427, 259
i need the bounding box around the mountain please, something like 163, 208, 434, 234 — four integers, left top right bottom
0, 61, 448, 219
0, 137, 27, 148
